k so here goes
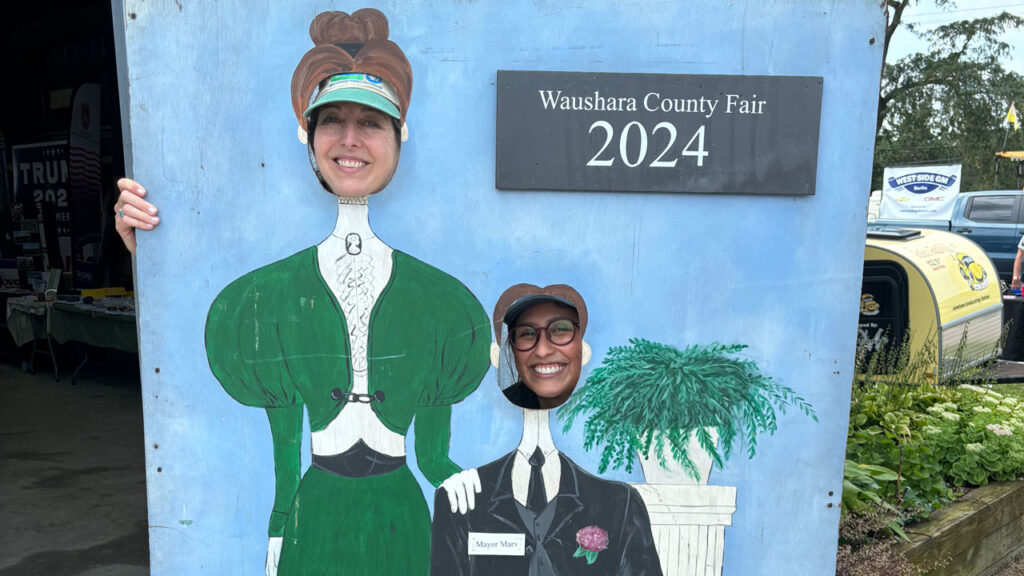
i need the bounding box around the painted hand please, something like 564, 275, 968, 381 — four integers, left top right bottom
265, 536, 282, 576
440, 468, 481, 515
114, 178, 159, 255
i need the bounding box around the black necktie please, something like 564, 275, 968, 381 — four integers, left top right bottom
527, 447, 547, 512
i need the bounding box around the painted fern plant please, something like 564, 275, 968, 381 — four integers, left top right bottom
559, 338, 817, 480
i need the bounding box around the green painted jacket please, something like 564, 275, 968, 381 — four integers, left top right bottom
205, 246, 490, 535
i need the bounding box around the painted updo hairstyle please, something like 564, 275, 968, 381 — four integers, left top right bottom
290, 9, 413, 136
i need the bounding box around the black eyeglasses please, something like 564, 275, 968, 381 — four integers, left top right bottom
509, 319, 579, 352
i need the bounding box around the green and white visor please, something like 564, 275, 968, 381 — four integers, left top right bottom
303, 73, 401, 120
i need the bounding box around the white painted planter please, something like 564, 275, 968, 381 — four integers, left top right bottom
638, 428, 719, 485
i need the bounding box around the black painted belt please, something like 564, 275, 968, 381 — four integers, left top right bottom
312, 439, 405, 478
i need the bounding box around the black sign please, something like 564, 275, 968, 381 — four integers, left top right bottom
495, 71, 822, 195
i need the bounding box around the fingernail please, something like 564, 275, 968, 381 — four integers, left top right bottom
151, 216, 160, 224
148, 207, 157, 215
137, 187, 146, 194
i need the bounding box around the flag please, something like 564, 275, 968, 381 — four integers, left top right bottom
1008, 102, 1020, 131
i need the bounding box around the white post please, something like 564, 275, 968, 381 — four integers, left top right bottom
632, 484, 737, 576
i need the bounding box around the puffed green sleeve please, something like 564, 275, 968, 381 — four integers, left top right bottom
414, 285, 491, 485
418, 288, 491, 408
205, 273, 304, 537
205, 275, 303, 408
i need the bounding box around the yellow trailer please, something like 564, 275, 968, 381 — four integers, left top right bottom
861, 227, 1003, 380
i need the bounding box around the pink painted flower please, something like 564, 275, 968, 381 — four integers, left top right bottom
576, 526, 609, 553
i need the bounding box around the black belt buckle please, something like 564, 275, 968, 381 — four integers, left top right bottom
331, 388, 386, 404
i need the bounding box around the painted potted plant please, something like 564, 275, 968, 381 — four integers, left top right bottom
559, 338, 817, 484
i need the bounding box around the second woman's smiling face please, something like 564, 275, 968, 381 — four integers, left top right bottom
512, 302, 583, 410
313, 102, 399, 198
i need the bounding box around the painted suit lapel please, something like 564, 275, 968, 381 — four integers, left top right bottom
545, 454, 585, 545
484, 452, 528, 535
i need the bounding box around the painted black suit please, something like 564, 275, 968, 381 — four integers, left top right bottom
431, 451, 662, 575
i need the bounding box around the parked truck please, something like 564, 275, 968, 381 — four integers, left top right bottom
871, 190, 1024, 283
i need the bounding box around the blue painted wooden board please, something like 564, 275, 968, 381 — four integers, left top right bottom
113, 1, 884, 573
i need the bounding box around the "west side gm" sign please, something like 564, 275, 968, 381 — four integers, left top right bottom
495, 70, 822, 195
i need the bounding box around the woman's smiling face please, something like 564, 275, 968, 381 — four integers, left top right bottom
312, 102, 399, 198
511, 301, 583, 409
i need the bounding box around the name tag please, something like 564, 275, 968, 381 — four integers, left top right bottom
467, 532, 526, 556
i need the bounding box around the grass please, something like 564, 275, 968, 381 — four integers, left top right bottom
993, 383, 1024, 400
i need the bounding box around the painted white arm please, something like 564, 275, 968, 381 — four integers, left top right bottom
440, 468, 481, 515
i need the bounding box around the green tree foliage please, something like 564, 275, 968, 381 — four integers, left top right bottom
874, 1, 1024, 191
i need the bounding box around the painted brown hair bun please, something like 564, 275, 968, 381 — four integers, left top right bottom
290, 9, 413, 131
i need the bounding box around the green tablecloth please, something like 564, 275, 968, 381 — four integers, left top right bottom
5, 296, 138, 354
49, 302, 138, 354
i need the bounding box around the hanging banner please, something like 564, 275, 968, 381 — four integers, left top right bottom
69, 82, 103, 288
879, 163, 962, 221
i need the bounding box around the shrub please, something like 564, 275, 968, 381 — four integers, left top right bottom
841, 323, 1020, 574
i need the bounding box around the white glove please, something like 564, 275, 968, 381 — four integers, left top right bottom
266, 536, 283, 576
440, 468, 482, 515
